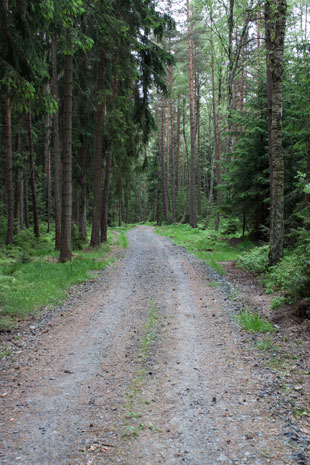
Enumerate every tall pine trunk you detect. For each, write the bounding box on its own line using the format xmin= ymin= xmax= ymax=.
xmin=186 ymin=0 xmax=197 ymax=228
xmin=6 ymin=88 xmax=14 ymax=245
xmin=51 ymin=37 xmax=62 ymax=250
xmin=27 ymin=108 xmax=40 ymax=238
xmin=169 ymin=64 xmax=176 ymax=223
xmin=59 ymin=31 xmax=73 ymax=262
xmin=176 ymin=108 xmax=181 ymax=193
xmin=79 ymin=145 xmax=88 ymax=240
xmin=196 ymin=82 xmax=201 ymax=216
xmin=205 ymin=26 xmax=218 ymax=228
xmin=44 ymin=106 xmax=52 ymax=233
xmin=161 ymin=94 xmax=169 ymax=222
xmin=268 ymin=0 xmax=287 ymax=266
xmin=101 ymin=147 xmax=112 ymax=242
xmin=90 ymin=50 xmax=105 ymax=247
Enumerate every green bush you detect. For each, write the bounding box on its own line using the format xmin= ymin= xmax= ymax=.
xmin=237 ymin=245 xmax=269 ymax=274
xmin=270 ymin=296 xmax=287 ymax=310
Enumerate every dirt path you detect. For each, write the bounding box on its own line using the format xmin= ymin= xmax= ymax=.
xmin=0 ymin=226 xmax=308 ymax=464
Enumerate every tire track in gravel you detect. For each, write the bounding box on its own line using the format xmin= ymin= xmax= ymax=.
xmin=0 ymin=226 xmax=302 ymax=464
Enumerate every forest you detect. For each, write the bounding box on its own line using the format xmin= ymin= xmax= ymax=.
xmin=0 ymin=0 xmax=310 ymax=328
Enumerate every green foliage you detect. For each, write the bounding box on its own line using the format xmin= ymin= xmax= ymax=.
xmin=0 ymin=225 xmax=124 ymax=330
xmin=156 ymin=223 xmax=251 ymax=274
xmin=256 ymin=337 xmax=275 ymax=351
xmin=236 ymin=308 xmax=275 ymax=333
xmin=237 ymin=245 xmax=269 ymax=274
xmin=270 ymin=296 xmax=287 ymax=310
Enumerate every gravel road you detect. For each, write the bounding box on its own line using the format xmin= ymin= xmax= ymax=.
xmin=0 ymin=226 xmax=304 ymax=464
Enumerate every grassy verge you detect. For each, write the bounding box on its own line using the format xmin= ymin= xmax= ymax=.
xmin=0 ymin=225 xmax=130 ymax=330
xmin=156 ymin=223 xmax=252 ymax=274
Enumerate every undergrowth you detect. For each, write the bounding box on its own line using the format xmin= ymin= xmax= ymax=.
xmin=156 ymin=223 xmax=252 ymax=274
xmin=0 ymin=225 xmax=129 ymax=330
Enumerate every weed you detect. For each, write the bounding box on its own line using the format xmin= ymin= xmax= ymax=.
xmin=140 ymin=302 xmax=158 ymax=356
xmin=270 ymin=296 xmax=287 ymax=310
xmin=293 ymin=407 xmax=310 ymax=417
xmin=256 ymin=337 xmax=275 ymax=351
xmin=208 ymin=281 xmax=219 ymax=287
xmin=236 ymin=308 xmax=275 ymax=333
xmin=0 ymin=348 xmax=12 ymax=359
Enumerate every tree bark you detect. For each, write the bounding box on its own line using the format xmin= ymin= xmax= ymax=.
xmin=6 ymin=88 xmax=14 ymax=245
xmin=24 ymin=175 xmax=29 ymax=229
xmin=43 ymin=100 xmax=52 ymax=233
xmin=51 ymin=37 xmax=62 ymax=250
xmin=268 ymin=0 xmax=287 ymax=266
xmin=160 ymin=94 xmax=169 ymax=222
xmin=196 ymin=82 xmax=201 ymax=216
xmin=265 ymin=0 xmax=273 ymax=209
xmin=169 ymin=64 xmax=176 ymax=223
xmin=27 ymin=108 xmax=40 ymax=238
xmin=59 ymin=30 xmax=73 ymax=262
xmin=176 ymin=108 xmax=181 ymax=192
xmin=101 ymin=147 xmax=112 ymax=242
xmin=187 ymin=0 xmax=197 ymax=228
xmin=90 ymin=50 xmax=105 ymax=247
xmin=79 ymin=145 xmax=88 ymax=240
xmin=205 ymin=26 xmax=218 ymax=228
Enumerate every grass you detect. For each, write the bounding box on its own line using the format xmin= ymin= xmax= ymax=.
xmin=236 ymin=308 xmax=275 ymax=333
xmin=256 ymin=337 xmax=275 ymax=351
xmin=0 ymin=224 xmax=130 ymax=330
xmin=156 ymin=223 xmax=252 ymax=274
xmin=123 ymin=301 xmax=160 ymax=439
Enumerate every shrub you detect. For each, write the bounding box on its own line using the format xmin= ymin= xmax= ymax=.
xmin=237 ymin=245 xmax=269 ymax=274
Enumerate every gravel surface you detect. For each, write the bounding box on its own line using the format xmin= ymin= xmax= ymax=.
xmin=0 ymin=226 xmax=308 ymax=464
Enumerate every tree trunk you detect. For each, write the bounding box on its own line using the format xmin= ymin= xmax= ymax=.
xmin=90 ymin=50 xmax=105 ymax=247
xmin=196 ymin=83 xmax=201 ymax=216
xmin=176 ymin=107 xmax=181 ymax=192
xmin=43 ymin=95 xmax=52 ymax=233
xmin=265 ymin=0 xmax=273 ymax=208
xmin=18 ymin=166 xmax=24 ymax=231
xmin=6 ymin=88 xmax=14 ymax=245
xmin=101 ymin=147 xmax=112 ymax=243
xmin=51 ymin=37 xmax=62 ymax=250
xmin=27 ymin=108 xmax=40 ymax=238
xmin=215 ymin=116 xmax=222 ymax=230
xmin=79 ymin=145 xmax=88 ymax=240
xmin=119 ymin=187 xmax=122 ymax=227
xmin=186 ymin=0 xmax=197 ymax=228
xmin=268 ymin=0 xmax=287 ymax=266
xmin=227 ymin=0 xmax=235 ymax=145
xmin=59 ymin=30 xmax=73 ymax=262
xmin=125 ymin=185 xmax=130 ymax=224
xmin=169 ymin=64 xmax=176 ymax=223
xmin=257 ymin=9 xmax=261 ymax=77
xmin=205 ymin=27 xmax=218 ymax=229
xmin=160 ymin=94 xmax=169 ymax=222
xmin=24 ymin=175 xmax=29 ymax=228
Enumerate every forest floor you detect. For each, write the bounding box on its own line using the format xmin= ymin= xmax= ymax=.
xmin=0 ymin=226 xmax=310 ymax=465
